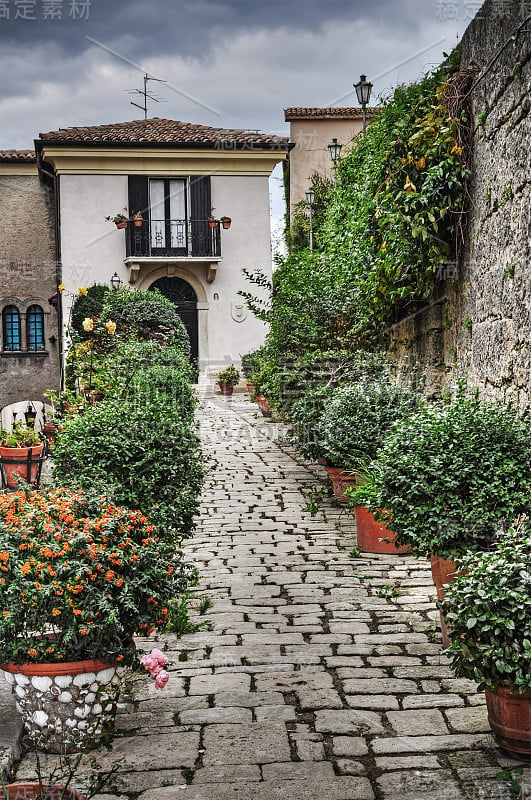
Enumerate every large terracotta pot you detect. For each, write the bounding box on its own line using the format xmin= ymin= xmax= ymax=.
xmin=324 ymin=466 xmax=359 ymax=505
xmin=0 ymin=657 xmax=126 ymax=753
xmin=354 ymin=506 xmax=409 ymax=554
xmin=485 ymin=686 xmax=531 ymax=758
xmin=0 ymin=443 xmax=44 ymax=489
xmin=0 ymin=784 xmax=83 ymax=800
xmin=218 ymin=382 xmax=234 ymax=396
xmin=256 ymin=395 xmax=272 ymax=418
xmin=430 ymin=555 xmax=462 ymax=648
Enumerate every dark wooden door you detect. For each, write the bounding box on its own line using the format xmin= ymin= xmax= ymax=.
xmin=148 ymin=277 xmax=198 ymax=362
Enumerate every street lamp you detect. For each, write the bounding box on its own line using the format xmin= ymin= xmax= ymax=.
xmin=328 ymin=137 xmax=343 ymax=165
xmin=354 ymin=74 xmax=373 ymax=132
xmin=305 ymin=187 xmax=315 ymax=252
xmin=110 ymin=272 xmax=123 ymax=291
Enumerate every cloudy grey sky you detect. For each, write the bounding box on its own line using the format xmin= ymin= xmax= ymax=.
xmin=0 ymin=0 xmax=476 ymax=148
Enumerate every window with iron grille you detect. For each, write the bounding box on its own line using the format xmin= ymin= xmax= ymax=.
xmin=27 ymin=305 xmax=45 ymax=351
xmin=2 ymin=306 xmax=21 ymax=351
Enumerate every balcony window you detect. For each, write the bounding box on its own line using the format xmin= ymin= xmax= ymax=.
xmin=150 ymin=178 xmax=187 ymax=254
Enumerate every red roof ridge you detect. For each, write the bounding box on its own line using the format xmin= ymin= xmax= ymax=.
xmin=284 ymin=107 xmax=378 ymax=120
xmin=0 ymin=149 xmax=37 ymax=162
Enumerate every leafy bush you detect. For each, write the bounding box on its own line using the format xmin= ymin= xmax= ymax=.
xmin=0 ymin=489 xmax=190 ymax=665
xmin=52 ymin=398 xmax=204 ymax=542
xmin=70 ymin=284 xmax=111 ymax=341
xmin=321 ymin=378 xmax=419 ymax=470
xmin=240 ymin=347 xmax=266 ymax=380
xmin=353 ymin=393 xmax=531 ymax=558
xmin=101 ymin=288 xmax=190 ymax=356
xmin=440 ymin=521 xmax=531 ymax=693
xmin=217 ymin=365 xmax=240 ymax=386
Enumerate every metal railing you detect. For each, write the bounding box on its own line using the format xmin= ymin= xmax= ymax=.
xmin=126 ymin=219 xmax=221 ymax=259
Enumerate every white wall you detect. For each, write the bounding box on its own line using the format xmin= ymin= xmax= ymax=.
xmin=59 ymin=172 xmax=272 ymax=369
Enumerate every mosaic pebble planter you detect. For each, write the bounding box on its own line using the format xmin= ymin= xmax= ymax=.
xmin=0 ymin=659 xmax=126 ymax=753
xmin=0 ymin=784 xmax=83 ymax=800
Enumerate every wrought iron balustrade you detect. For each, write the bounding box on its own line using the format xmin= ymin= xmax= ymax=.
xmin=126 ymin=218 xmax=221 ymax=259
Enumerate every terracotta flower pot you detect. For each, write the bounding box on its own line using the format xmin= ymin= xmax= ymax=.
xmin=0 ymin=657 xmax=126 ymax=753
xmin=0 ymin=443 xmax=44 ymax=489
xmin=324 ymin=465 xmax=359 ymax=505
xmin=0 ymin=784 xmax=84 ymax=800
xmin=430 ymin=555 xmax=464 ymax=648
xmin=115 ymin=220 xmax=127 ymax=229
xmin=354 ymin=506 xmax=409 ymax=554
xmin=133 ymin=218 xmax=143 ymax=227
xmin=246 ymin=381 xmax=255 ymax=396
xmin=484 ymin=686 xmax=531 ymax=758
xmin=221 ymin=218 xmax=231 ymax=229
xmin=256 ymin=395 xmax=272 ymax=418
xmin=208 ymin=219 xmax=217 ymax=229
xmin=218 ymin=382 xmax=234 ymax=396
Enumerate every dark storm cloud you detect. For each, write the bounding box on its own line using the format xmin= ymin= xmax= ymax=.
xmin=0 ymin=0 xmax=430 ymax=60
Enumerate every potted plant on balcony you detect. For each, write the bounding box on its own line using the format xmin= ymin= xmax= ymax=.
xmin=0 ymin=423 xmax=44 ymax=489
xmin=208 ymin=216 xmax=218 ymax=229
xmin=0 ymin=488 xmax=185 ymax=753
xmin=220 ymin=216 xmax=232 ymax=230
xmin=105 ymin=214 xmax=128 ymax=230
xmin=440 ymin=519 xmax=531 ymax=758
xmin=352 ymin=391 xmax=531 ymax=642
xmin=132 ymin=211 xmax=143 ymax=227
xmin=216 ymin=365 xmax=240 ymax=396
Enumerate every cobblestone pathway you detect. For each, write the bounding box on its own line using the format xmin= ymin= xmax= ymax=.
xmin=14 ymin=395 xmax=530 ymax=799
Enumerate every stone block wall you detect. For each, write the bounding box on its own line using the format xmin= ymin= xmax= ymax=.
xmin=0 ymin=171 xmax=60 ymax=407
xmin=388 ymin=0 xmax=530 ymax=413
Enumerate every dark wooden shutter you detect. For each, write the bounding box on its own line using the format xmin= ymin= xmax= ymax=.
xmin=190 ymin=176 xmax=211 ymax=256
xmin=127 ymin=176 xmax=150 ymax=257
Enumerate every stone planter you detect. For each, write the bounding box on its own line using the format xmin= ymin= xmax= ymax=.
xmin=0 ymin=658 xmax=126 ymax=753
xmin=354 ymin=506 xmax=409 ymax=554
xmin=218 ymin=382 xmax=234 ymax=396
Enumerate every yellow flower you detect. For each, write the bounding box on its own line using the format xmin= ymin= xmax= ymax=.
xmin=404 ymin=176 xmax=417 ymax=195
xmin=105 ymin=321 xmax=117 ymax=335
xmin=380 ymin=242 xmax=387 ymax=253
xmin=78 ymin=286 xmax=88 ymax=296
xmin=82 ymin=317 xmax=94 ymax=332
xmin=58 ymin=283 xmax=65 ymax=294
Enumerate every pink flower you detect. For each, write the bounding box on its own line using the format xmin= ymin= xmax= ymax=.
xmin=140 ymin=653 xmax=160 ymax=675
xmin=150 ymin=648 xmax=168 ymax=666
xmin=154 ymin=669 xmax=170 ymax=689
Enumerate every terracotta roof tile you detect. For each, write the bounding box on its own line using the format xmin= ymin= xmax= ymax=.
xmin=38 ymin=118 xmax=289 ymax=149
xmin=0 ymin=149 xmax=37 ymax=162
xmin=284 ymin=107 xmax=378 ymax=120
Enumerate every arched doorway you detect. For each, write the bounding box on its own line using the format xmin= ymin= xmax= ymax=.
xmin=148 ymin=277 xmax=199 ymax=362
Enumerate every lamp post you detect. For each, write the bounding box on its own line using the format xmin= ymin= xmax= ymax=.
xmin=354 ymin=74 xmax=373 ymax=132
xmin=110 ymin=272 xmax=123 ymax=291
xmin=305 ymin=187 xmax=315 ymax=252
xmin=328 ymin=137 xmax=342 ymax=165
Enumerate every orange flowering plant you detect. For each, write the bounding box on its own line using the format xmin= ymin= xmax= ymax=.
xmin=0 ymin=489 xmax=189 ymax=666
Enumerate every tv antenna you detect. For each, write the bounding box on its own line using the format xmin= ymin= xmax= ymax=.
xmin=128 ymin=73 xmax=167 ymax=119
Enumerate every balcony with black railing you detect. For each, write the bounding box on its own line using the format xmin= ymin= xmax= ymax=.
xmin=126 ymin=218 xmax=221 ymax=259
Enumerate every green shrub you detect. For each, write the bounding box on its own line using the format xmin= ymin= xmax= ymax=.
xmin=52 ymin=397 xmax=204 ymax=542
xmin=440 ymin=521 xmax=531 ymax=693
xmin=70 ymin=284 xmax=111 ymax=341
xmin=353 ymin=393 xmax=531 ymax=558
xmin=124 ymin=365 xmax=197 ymax=420
xmin=101 ymin=288 xmax=190 ymax=356
xmin=321 ymin=378 xmax=419 ymax=470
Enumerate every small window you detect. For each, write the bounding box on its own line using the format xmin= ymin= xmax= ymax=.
xmin=27 ymin=305 xmax=45 ymax=351
xmin=2 ymin=306 xmax=21 ymax=351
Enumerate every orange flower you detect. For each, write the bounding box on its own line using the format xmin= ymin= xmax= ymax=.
xmin=21 ymin=562 xmax=31 ymax=576
xmin=27 ymin=648 xmax=38 ymax=658
xmin=0 ymin=551 xmax=8 ymax=563
xmin=116 ymin=577 xmax=124 ymax=587
xmin=106 ymin=570 xmax=115 ymax=582
xmin=52 ymin=608 xmax=61 ymax=617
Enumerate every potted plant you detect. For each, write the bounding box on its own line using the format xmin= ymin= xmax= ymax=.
xmin=220 ymin=216 xmax=232 ymax=230
xmin=0 ymin=423 xmax=44 ymax=489
xmin=216 ymin=365 xmax=240 ymax=396
xmin=352 ymin=392 xmax=531 ymax=641
xmin=320 ymin=377 xmax=417 ymax=518
xmin=208 ymin=216 xmax=218 ymax=229
xmin=132 ymin=211 xmax=143 ymax=227
xmin=440 ymin=520 xmax=531 ymax=757
xmin=0 ymin=488 xmax=185 ymax=753
xmin=105 ymin=214 xmax=128 ymax=230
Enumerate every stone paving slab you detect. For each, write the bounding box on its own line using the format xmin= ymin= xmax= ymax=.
xmin=7 ymin=395 xmax=531 ymax=798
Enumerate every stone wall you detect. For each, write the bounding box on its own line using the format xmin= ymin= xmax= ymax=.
xmin=0 ymin=171 xmax=60 ymax=407
xmin=388 ymin=0 xmax=530 ymax=413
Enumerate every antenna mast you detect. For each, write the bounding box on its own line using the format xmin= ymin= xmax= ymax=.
xmin=129 ymin=73 xmax=167 ymax=119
